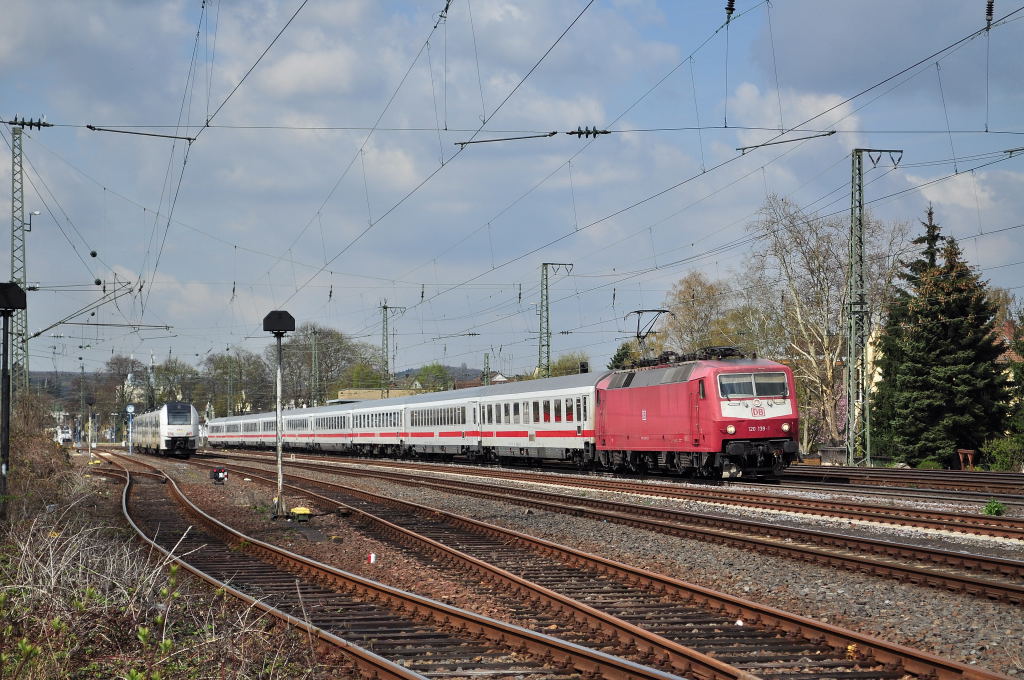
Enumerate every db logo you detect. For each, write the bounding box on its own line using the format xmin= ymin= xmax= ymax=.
xmin=751 ymin=407 xmax=766 ymax=417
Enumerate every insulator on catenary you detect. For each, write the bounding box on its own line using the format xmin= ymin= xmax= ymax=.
xmin=987 ymin=0 xmax=994 ymax=27
xmin=726 ymin=0 xmax=735 ymax=19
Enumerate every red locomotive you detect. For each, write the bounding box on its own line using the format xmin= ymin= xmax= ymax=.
xmin=590 ymin=347 xmax=800 ymax=478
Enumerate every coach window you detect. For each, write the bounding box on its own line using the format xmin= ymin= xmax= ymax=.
xmin=501 ymin=403 xmax=508 ymax=424
xmin=543 ymin=400 xmax=551 ymax=422
xmin=565 ymin=398 xmax=574 ymax=422
xmin=512 ymin=403 xmax=520 ymax=424
xmin=554 ymin=399 xmax=562 ymax=422
xmin=582 ymin=396 xmax=588 ymax=421
xmin=485 ymin=404 xmax=492 ymax=424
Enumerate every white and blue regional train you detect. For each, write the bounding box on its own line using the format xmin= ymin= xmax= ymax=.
xmin=134 ymin=402 xmax=201 ymax=458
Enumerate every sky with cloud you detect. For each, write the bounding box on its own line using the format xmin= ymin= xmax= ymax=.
xmin=2 ymin=0 xmax=1023 ymax=378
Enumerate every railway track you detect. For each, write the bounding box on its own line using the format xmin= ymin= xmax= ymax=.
xmin=175 ymin=455 xmax=1013 ymax=680
xmin=108 ymin=452 xmax=689 ymax=680
xmin=199 ymin=453 xmax=1024 ymax=539
xmin=741 ymin=479 xmax=1024 ymax=512
xmin=782 ymin=466 xmax=1024 ymax=495
xmin=288 ymin=456 xmax=1024 ymax=540
xmin=204 ymin=452 xmax=1024 ymax=606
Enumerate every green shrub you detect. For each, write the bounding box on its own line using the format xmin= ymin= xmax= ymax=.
xmin=983 ymin=499 xmax=1007 ymax=516
xmin=915 ymin=458 xmax=944 ymax=470
xmin=982 ymin=434 xmax=1024 ymax=472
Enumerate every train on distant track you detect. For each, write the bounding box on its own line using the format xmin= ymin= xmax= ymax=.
xmin=207 ymin=347 xmax=800 ymax=479
xmin=134 ymin=402 xmax=201 ymax=458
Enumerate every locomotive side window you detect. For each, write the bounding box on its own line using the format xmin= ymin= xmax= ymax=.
xmin=699 ymin=379 xmax=705 ymax=399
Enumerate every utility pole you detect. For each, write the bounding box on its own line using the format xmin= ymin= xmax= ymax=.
xmin=78 ymin=358 xmax=85 ymax=446
xmin=847 ymin=148 xmax=902 ymax=467
xmin=226 ymin=347 xmax=233 ymax=416
xmin=483 ymin=352 xmax=491 ymax=386
xmin=538 ymin=263 xmax=572 ymax=378
xmin=380 ymin=301 xmax=405 ymax=398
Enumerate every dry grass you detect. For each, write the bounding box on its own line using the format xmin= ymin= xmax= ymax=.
xmin=0 ymin=398 xmax=353 ymax=679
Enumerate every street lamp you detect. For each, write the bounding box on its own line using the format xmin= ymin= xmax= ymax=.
xmin=263 ymin=310 xmax=294 ymax=518
xmin=24 ymin=210 xmax=40 ymax=232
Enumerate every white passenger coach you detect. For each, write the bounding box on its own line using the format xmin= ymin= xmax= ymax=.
xmin=207 ymin=373 xmax=606 ymax=464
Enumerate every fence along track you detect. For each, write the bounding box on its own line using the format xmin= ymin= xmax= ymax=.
xmin=111 ymin=455 xmax=687 ymax=680
xmin=198 ymin=458 xmax=1010 ymax=680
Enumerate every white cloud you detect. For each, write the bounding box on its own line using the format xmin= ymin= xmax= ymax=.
xmin=257 ymin=46 xmax=359 ymax=97
xmin=904 ymin=171 xmax=993 ymax=211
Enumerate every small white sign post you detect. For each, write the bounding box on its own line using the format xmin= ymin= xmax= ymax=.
xmin=126 ymin=405 xmax=135 ymax=454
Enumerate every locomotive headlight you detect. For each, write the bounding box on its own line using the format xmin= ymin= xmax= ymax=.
xmin=781 ymin=422 xmax=791 ymax=432
xmin=726 ymin=424 xmax=736 ymax=435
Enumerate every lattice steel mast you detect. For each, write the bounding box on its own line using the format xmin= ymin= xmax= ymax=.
xmin=380 ymin=301 xmax=405 ymax=398
xmin=6 ymin=117 xmax=50 ymax=395
xmin=846 ymin=148 xmax=901 ymax=467
xmin=538 ymin=263 xmax=572 ymax=378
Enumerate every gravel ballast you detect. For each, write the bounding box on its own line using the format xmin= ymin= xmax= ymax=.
xmin=167 ymin=455 xmax=1024 ymax=676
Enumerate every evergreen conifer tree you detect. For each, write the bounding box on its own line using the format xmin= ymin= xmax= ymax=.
xmin=871 ymin=208 xmax=1008 ymax=466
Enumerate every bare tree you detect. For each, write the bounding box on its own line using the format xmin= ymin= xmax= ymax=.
xmin=743 ymin=195 xmax=906 ymax=449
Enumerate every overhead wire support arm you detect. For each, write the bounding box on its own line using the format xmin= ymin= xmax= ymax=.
xmin=736 ymin=130 xmax=836 ymax=154
xmin=454 ymin=125 xmax=610 ymax=147
xmin=85 ymin=125 xmax=196 ymax=142
xmin=455 ymin=132 xmax=557 ymax=147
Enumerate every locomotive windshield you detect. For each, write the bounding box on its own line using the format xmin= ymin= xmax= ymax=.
xmin=166 ymin=403 xmax=193 ymax=425
xmin=718 ymin=372 xmax=788 ymax=399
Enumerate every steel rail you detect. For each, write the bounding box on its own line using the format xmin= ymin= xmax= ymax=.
xmin=201 ymin=453 xmax=1024 ymax=538
xmin=186 ymin=460 xmax=767 ymax=680
xmin=112 ymin=462 xmax=425 ymax=680
xmin=215 ymin=456 xmax=1024 ymax=605
xmin=301 ymin=457 xmax=1024 ymax=539
xmin=107 ymin=451 xmax=687 ymax=680
xmin=198 ymin=457 xmax=1011 ymax=680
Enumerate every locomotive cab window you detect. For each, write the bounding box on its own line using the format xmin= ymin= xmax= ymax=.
xmin=166 ymin=403 xmax=192 ymax=425
xmin=718 ymin=372 xmax=788 ymax=399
